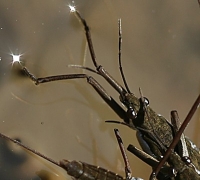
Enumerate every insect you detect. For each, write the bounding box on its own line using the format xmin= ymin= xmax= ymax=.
xmin=128 ymin=96 xmax=200 ymax=180
xmin=0 ymin=127 xmax=143 ymax=180
xmin=12 ymin=5 xmax=200 ymax=180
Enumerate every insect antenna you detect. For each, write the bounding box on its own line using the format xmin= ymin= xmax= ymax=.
xmin=118 ymin=19 xmax=131 ymax=94
xmin=150 ymin=93 xmax=200 ymax=180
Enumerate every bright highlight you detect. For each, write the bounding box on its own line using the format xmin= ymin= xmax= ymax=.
xmin=69 ymin=5 xmax=76 ymax=12
xmin=11 ymin=54 xmax=22 ymax=65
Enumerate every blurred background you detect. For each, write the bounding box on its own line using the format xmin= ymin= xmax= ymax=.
xmin=0 ymin=0 xmax=199 ymax=179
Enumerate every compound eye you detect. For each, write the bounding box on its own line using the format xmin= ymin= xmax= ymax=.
xmin=127 ymin=107 xmax=137 ymax=119
xmin=182 ymin=156 xmax=192 ymax=165
xmin=144 ymin=97 xmax=149 ymax=106
xmin=140 ymin=97 xmax=149 ymax=106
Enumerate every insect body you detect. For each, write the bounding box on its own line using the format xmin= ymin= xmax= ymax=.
xmin=61 ymin=160 xmax=124 ymax=180
xmin=13 ymin=5 xmax=200 ymax=180
xmin=0 ymin=129 xmax=143 ymax=180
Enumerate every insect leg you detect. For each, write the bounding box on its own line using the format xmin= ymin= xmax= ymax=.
xmin=127 ymin=144 xmax=176 ymax=179
xmin=171 ymin=110 xmax=200 ymax=175
xmin=171 ymin=111 xmax=189 ymax=160
xmin=17 ymin=6 xmax=132 ymax=124
xmin=114 ymin=129 xmax=133 ymax=179
xmin=22 ymin=65 xmax=128 ymax=122
xmin=15 ymin=6 xmax=143 ymax=130
xmin=114 ymin=129 xmax=144 ymax=180
xmin=71 ymin=6 xmax=128 ymax=96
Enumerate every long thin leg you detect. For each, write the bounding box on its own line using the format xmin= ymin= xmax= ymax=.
xmin=71 ymin=6 xmax=127 ymax=96
xmin=0 ymin=132 xmax=60 ymax=167
xmin=114 ymin=129 xmax=144 ymax=180
xmin=69 ymin=8 xmax=159 ymax=145
xmin=171 ymin=111 xmax=189 ymax=160
xmin=171 ymin=110 xmax=200 ymax=175
xmin=0 ymin=131 xmax=127 ymax=180
xmin=16 ymin=6 xmax=134 ymax=124
xmin=114 ymin=129 xmax=132 ymax=179
xmin=127 ymin=144 xmax=175 ymax=179
xmin=22 ymin=66 xmax=128 ymax=122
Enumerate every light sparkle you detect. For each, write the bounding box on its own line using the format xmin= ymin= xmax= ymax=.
xmin=11 ymin=54 xmax=22 ymax=66
xmin=69 ymin=5 xmax=76 ymax=12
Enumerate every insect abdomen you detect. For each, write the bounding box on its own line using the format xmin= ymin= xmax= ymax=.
xmin=60 ymin=160 xmax=124 ymax=180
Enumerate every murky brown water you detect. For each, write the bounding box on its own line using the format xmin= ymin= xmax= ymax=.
xmin=0 ymin=1 xmax=199 ymax=180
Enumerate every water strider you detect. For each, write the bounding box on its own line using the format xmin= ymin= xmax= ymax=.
xmin=12 ymin=5 xmax=200 ymax=180
xmin=128 ymin=95 xmax=200 ymax=180
xmin=0 ymin=128 xmax=143 ymax=180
